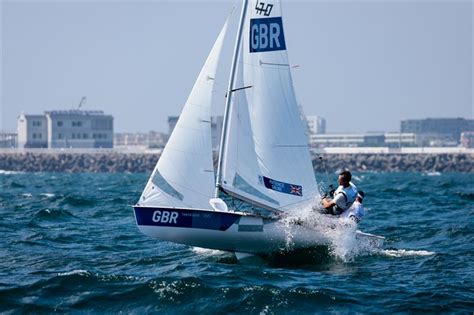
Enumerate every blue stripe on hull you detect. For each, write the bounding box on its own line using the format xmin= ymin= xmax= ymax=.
xmin=133 ymin=206 xmax=241 ymax=231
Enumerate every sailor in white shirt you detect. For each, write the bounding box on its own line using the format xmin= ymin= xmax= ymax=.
xmin=321 ymin=170 xmax=358 ymax=215
xmin=341 ymin=191 xmax=365 ymax=223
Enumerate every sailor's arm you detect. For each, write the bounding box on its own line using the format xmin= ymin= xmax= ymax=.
xmin=321 ymin=198 xmax=336 ymax=210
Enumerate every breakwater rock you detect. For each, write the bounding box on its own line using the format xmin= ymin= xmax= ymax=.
xmin=0 ymin=152 xmax=472 ymax=173
xmin=312 ymin=153 xmax=473 ymax=173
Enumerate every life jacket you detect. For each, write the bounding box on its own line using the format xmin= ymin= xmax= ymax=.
xmin=333 ymin=183 xmax=358 ymax=213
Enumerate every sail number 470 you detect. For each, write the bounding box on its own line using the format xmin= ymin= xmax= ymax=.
xmin=152 ymin=210 xmax=178 ymax=224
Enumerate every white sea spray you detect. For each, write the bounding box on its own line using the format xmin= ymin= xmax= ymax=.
xmin=284 ymin=198 xmax=385 ymax=262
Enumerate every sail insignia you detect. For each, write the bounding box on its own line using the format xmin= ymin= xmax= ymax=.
xmin=260 ymin=175 xmax=302 ymax=197
xmin=249 ymin=17 xmax=286 ymax=53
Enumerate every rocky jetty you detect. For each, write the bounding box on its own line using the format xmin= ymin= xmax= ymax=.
xmin=0 ymin=151 xmax=472 ymax=173
xmin=312 ymin=153 xmax=473 ymax=173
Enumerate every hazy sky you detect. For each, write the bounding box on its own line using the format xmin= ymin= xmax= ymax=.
xmin=1 ymin=0 xmax=472 ymax=134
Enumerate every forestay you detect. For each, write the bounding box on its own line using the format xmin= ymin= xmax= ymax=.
xmin=138 ymin=20 xmax=228 ymax=209
xmin=221 ymin=0 xmax=317 ymax=211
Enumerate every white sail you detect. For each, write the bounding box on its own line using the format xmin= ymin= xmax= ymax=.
xmin=221 ymin=0 xmax=318 ymax=211
xmin=138 ymin=19 xmax=228 ymax=209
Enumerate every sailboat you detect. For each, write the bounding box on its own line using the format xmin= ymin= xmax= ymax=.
xmin=133 ymin=0 xmax=384 ymax=257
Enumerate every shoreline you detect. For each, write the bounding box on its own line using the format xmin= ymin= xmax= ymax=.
xmin=0 ymin=150 xmax=472 ymax=173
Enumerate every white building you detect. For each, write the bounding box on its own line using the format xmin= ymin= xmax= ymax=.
xmin=306 ymin=116 xmax=326 ymax=135
xmin=17 ymin=114 xmax=48 ymax=148
xmin=17 ymin=110 xmax=113 ymax=149
xmin=384 ymin=132 xmax=417 ymax=147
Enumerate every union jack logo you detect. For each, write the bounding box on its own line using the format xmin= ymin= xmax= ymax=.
xmin=290 ymin=185 xmax=302 ymax=196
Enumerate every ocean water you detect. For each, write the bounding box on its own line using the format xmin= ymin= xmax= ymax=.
xmin=1 ymin=171 xmax=473 ymax=313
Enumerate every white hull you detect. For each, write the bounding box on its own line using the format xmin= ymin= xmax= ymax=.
xmin=133 ymin=206 xmax=383 ymax=255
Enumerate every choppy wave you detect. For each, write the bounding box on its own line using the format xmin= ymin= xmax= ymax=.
xmin=60 ymin=195 xmax=98 ymax=207
xmin=34 ymin=208 xmax=78 ymax=221
xmin=1 ymin=172 xmax=473 ymax=313
xmin=40 ymin=193 xmax=56 ymax=198
xmin=57 ymin=269 xmax=91 ymax=277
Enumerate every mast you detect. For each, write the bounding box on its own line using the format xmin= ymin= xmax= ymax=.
xmin=215 ymin=0 xmax=249 ymax=198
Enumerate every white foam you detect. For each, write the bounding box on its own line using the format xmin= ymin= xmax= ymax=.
xmin=40 ymin=193 xmax=55 ymax=198
xmin=0 ymin=170 xmax=23 ymax=175
xmin=192 ymin=247 xmax=227 ymax=257
xmin=423 ymin=171 xmax=441 ymax=176
xmin=380 ymin=249 xmax=435 ymax=257
xmin=57 ymin=269 xmax=91 ymax=277
xmin=22 ymin=193 xmax=33 ymax=198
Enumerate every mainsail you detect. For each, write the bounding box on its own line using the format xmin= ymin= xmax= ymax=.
xmin=138 ymin=19 xmax=228 ymax=209
xmin=220 ymin=0 xmax=318 ymax=211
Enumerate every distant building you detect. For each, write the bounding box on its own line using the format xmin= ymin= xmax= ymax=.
xmin=114 ymin=131 xmax=167 ymax=149
xmin=310 ymin=132 xmax=417 ymax=148
xmin=114 ymin=132 xmax=147 ymax=147
xmin=148 ymin=131 xmax=168 ymax=149
xmin=17 ymin=110 xmax=113 ymax=149
xmin=401 ymin=118 xmax=474 ymax=146
xmin=306 ymin=116 xmax=326 ymax=135
xmin=17 ymin=114 xmax=48 ymax=148
xmin=0 ymin=132 xmax=18 ymax=148
xmin=460 ymin=131 xmax=474 ymax=148
xmin=310 ymin=133 xmax=379 ymax=147
xmin=384 ymin=132 xmax=417 ymax=147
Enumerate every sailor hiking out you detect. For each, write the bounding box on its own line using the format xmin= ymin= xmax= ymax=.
xmin=341 ymin=191 xmax=366 ymax=223
xmin=321 ymin=170 xmax=358 ymax=215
